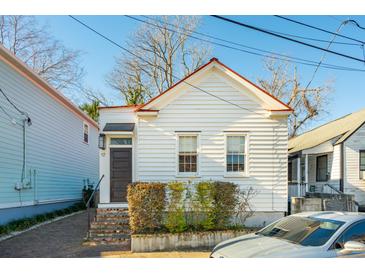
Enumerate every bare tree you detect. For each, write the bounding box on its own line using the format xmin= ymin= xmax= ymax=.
xmin=258 ymin=59 xmax=333 ymax=137
xmin=0 ymin=16 xmax=84 ymax=94
xmin=107 ymin=16 xmax=210 ymax=105
xmin=234 ymin=187 xmax=258 ymax=225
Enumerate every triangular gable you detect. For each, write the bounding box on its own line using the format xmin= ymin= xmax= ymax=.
xmin=135 ymin=58 xmax=293 ymax=114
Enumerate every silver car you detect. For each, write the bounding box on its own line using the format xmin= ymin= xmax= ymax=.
xmin=210 ymin=211 xmax=365 ymax=258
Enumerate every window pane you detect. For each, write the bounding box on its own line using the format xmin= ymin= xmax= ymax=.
xmin=110 ymin=138 xmax=132 ymax=145
xmin=179 ymin=154 xmax=197 ymax=173
xmin=227 ymin=136 xmax=245 ymax=153
xmin=179 ymin=136 xmax=197 ymax=153
xmin=360 ymin=151 xmax=365 ymax=171
xmin=316 ymin=155 xmax=328 ymax=182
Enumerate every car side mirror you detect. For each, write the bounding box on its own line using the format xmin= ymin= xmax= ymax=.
xmin=343 ymin=241 xmax=365 ymax=253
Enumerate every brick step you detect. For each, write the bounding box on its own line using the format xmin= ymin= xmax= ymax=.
xmin=89 ymin=229 xmax=130 ymax=235
xmin=90 ymin=223 xmax=129 ymax=229
xmin=96 ymin=208 xmax=129 ymax=214
xmin=92 ymin=219 xmax=129 ymax=225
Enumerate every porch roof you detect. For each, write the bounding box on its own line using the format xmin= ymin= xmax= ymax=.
xmin=103 ymin=123 xmax=135 ymax=132
xmin=288 ymin=108 xmax=365 ymax=154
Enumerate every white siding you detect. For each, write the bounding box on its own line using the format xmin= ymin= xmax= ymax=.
xmin=136 ymin=71 xmax=288 ymax=212
xmin=344 ymin=123 xmax=365 ymax=204
xmin=0 ymin=59 xmax=98 ymax=208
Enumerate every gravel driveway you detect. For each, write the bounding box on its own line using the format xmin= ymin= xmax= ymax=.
xmin=0 ymin=211 xmax=129 ymax=258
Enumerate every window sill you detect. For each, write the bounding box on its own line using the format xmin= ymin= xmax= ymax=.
xmin=176 ymin=174 xmax=201 ymax=179
xmin=224 ymin=173 xmax=249 ymax=178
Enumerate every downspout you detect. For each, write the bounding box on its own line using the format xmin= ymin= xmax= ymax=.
xmin=339 ymin=142 xmax=344 ymax=192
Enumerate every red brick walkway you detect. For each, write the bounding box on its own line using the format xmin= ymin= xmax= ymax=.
xmin=0 ymin=211 xmax=130 ymax=258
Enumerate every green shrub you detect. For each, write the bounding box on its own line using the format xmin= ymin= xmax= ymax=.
xmin=212 ymin=181 xmax=239 ymax=229
xmin=127 ymin=182 xmax=166 ymax=233
xmin=192 ymin=181 xmax=215 ymax=230
xmin=165 ymin=182 xmax=187 ymax=233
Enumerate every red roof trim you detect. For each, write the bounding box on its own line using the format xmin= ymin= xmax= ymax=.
xmin=134 ymin=58 xmax=216 ymax=112
xmin=135 ymin=57 xmax=293 ymax=112
xmin=137 ymin=109 xmax=159 ymax=112
xmin=214 ymin=59 xmax=293 ymax=111
xmin=99 ymin=104 xmax=142 ymax=110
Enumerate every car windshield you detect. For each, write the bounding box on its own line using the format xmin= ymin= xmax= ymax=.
xmin=256 ymin=216 xmax=344 ymax=247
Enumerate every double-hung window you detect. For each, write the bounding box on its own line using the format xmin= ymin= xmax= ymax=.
xmin=226 ymin=135 xmax=246 ymax=174
xmin=178 ymin=135 xmax=198 ymax=173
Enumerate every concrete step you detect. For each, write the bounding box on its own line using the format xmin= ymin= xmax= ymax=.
xmin=89 ymin=233 xmax=130 ymax=239
xmin=84 ymin=238 xmax=131 ymax=246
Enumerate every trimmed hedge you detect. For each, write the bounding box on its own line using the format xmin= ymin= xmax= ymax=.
xmin=166 ymin=182 xmax=186 ymax=233
xmin=128 ymin=182 xmax=166 ymax=233
xmin=128 ymin=181 xmax=246 ymax=234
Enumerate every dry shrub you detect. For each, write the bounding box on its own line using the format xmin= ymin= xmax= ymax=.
xmin=127 ymin=182 xmax=166 ymax=233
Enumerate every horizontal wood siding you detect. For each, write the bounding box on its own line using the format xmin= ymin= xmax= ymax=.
xmin=136 ymin=72 xmax=288 ymax=212
xmin=344 ymin=123 xmax=365 ymax=204
xmin=0 ymin=60 xmax=98 ymax=207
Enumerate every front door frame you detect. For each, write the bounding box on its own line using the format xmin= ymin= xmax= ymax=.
xmin=108 ymin=135 xmax=133 ymax=203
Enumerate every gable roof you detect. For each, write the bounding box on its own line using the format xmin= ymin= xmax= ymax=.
xmin=288 ymin=108 xmax=365 ymax=154
xmin=135 ymin=58 xmax=293 ymax=113
xmin=0 ymin=44 xmax=98 ymax=128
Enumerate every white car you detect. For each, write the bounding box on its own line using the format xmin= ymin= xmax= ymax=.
xmin=210 ymin=211 xmax=365 ymax=258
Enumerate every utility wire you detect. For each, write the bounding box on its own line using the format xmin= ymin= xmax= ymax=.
xmin=0 ymin=87 xmax=27 ymax=116
xmin=69 ymin=15 xmax=285 ymax=117
xmin=144 ymin=15 xmax=360 ymax=47
xmin=211 ymin=15 xmax=365 ymax=64
xmin=274 ymin=15 xmax=365 ymax=44
xmin=303 ymin=21 xmax=346 ymax=92
xmin=127 ymin=16 xmax=365 ymax=73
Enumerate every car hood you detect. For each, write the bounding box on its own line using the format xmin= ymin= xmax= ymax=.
xmin=211 ymin=233 xmax=322 ymax=258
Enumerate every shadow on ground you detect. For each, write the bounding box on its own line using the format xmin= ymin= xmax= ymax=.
xmin=0 ymin=211 xmax=129 ymax=258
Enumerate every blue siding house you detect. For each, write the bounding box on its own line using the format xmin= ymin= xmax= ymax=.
xmin=0 ymin=44 xmax=99 ymax=225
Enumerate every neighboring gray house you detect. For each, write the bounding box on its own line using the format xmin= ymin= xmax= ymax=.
xmin=288 ymin=108 xmax=365 ymax=207
xmin=0 ymin=44 xmax=99 ymax=224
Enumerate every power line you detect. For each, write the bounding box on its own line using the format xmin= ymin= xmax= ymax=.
xmin=127 ymin=16 xmax=365 ymax=73
xmin=211 ymin=15 xmax=365 ymax=64
xmin=345 ymin=19 xmax=365 ymax=31
xmin=303 ymin=21 xmax=346 ymax=92
xmin=68 ymin=15 xmax=275 ymax=117
xmin=274 ymin=15 xmax=365 ymax=44
xmin=143 ymin=15 xmax=360 ymax=47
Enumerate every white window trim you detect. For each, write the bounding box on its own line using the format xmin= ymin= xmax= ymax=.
xmin=224 ymin=132 xmax=249 ymax=178
xmin=83 ymin=122 xmax=89 ymax=144
xmin=175 ymin=132 xmax=201 ymax=178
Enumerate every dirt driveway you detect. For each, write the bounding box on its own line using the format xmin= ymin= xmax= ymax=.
xmin=0 ymin=211 xmax=129 ymax=258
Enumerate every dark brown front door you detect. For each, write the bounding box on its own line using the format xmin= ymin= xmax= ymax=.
xmin=110 ymin=148 xmax=132 ymax=202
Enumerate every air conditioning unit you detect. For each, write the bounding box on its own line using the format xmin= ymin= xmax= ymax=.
xmin=360 ymin=171 xmax=365 ymax=180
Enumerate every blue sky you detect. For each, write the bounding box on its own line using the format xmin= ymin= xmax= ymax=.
xmin=37 ymin=15 xmax=365 ymax=131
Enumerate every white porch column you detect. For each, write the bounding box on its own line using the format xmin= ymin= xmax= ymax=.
xmin=305 ymin=154 xmax=309 ymax=193
xmin=297 ymin=156 xmax=301 ymax=196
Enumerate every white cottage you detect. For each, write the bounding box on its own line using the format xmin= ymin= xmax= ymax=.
xmin=288 ymin=108 xmax=365 ymax=208
xmin=98 ymin=58 xmax=292 ymax=226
